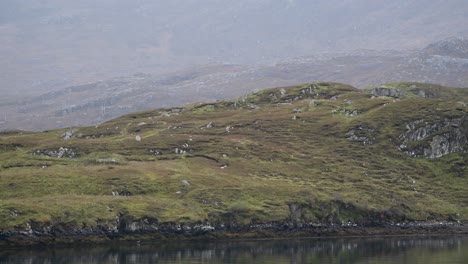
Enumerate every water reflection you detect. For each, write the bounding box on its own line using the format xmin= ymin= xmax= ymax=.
xmin=1 ymin=236 xmax=467 ymax=264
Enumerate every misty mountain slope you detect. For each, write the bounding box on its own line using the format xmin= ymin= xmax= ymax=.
xmin=1 ymin=0 xmax=467 ymax=95
xmin=1 ymin=38 xmax=468 ymax=131
xmin=0 ymin=82 xmax=467 ymax=240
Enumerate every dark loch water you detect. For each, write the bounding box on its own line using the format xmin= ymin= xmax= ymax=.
xmin=1 ymin=236 xmax=467 ymax=264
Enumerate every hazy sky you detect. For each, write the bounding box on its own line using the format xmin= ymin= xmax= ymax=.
xmin=1 ymin=0 xmax=467 ymax=95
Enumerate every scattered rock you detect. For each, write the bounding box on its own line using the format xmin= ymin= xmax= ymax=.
xmin=96 ymin=158 xmax=119 ymax=164
xmin=344 ymin=109 xmax=360 ymax=117
xmin=9 ymin=210 xmax=18 ymax=217
xmin=148 ymin=149 xmax=161 ymax=155
xmin=32 ymin=147 xmax=79 ymax=158
xmin=61 ymin=129 xmax=77 ymax=140
xmin=248 ymin=104 xmax=259 ymax=109
xmin=346 ymin=126 xmax=376 ymax=145
xmin=171 ymin=108 xmax=183 ymax=113
xmin=111 ymin=187 xmax=131 ymax=196
xmin=280 ymin=88 xmax=287 ymax=96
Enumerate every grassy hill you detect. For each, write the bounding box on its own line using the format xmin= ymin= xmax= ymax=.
xmin=0 ymin=82 xmax=467 ymax=238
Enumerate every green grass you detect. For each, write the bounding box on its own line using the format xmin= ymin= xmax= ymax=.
xmin=0 ymin=82 xmax=467 ymax=232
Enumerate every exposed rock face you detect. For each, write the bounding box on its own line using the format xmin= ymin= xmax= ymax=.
xmin=370 ymin=87 xmax=405 ymax=98
xmin=410 ymin=87 xmax=437 ymax=98
xmin=346 ymin=125 xmax=376 ymax=145
xmin=60 ymin=129 xmax=77 ymax=140
xmin=398 ymin=117 xmax=468 ymax=158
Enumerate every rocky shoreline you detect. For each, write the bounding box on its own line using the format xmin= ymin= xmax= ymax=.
xmin=1 ymin=221 xmax=467 ymax=247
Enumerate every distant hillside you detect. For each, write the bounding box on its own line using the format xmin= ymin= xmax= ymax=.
xmin=1 ymin=0 xmax=467 ymax=95
xmin=1 ymin=38 xmax=468 ymax=131
xmin=0 ymin=82 xmax=467 ymax=241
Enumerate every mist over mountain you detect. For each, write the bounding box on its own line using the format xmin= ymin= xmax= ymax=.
xmin=1 ymin=37 xmax=467 ymax=131
xmin=1 ymin=0 xmax=467 ymax=97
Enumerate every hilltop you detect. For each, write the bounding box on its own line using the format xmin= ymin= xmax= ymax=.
xmin=0 ymin=82 xmax=467 ymax=243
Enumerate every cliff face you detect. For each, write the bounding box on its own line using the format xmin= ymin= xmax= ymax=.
xmin=398 ymin=116 xmax=468 ymax=158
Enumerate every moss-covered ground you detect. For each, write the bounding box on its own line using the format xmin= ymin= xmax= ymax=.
xmin=0 ymin=82 xmax=467 ymax=232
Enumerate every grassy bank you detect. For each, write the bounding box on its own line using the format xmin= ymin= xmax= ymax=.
xmin=0 ymin=82 xmax=467 ymax=239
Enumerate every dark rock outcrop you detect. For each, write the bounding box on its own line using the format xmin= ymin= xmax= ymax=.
xmin=370 ymin=87 xmax=405 ymax=98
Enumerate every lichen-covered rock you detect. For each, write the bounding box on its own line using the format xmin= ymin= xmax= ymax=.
xmin=344 ymin=109 xmax=360 ymax=117
xmin=370 ymin=87 xmax=405 ymax=98
xmin=60 ymin=129 xmax=77 ymax=140
xmin=346 ymin=126 xmax=376 ymax=145
xmin=398 ymin=117 xmax=468 ymax=158
xmin=31 ymin=147 xmax=79 ymax=158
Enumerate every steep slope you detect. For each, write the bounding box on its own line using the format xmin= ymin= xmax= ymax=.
xmin=0 ymin=82 xmax=467 ymax=240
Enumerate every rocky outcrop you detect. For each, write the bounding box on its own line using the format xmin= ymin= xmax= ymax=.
xmin=370 ymin=87 xmax=405 ymax=98
xmin=398 ymin=117 xmax=468 ymax=158
xmin=31 ymin=147 xmax=79 ymax=158
xmin=346 ymin=125 xmax=376 ymax=145
xmin=60 ymin=129 xmax=77 ymax=140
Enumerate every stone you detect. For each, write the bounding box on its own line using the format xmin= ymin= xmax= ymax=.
xmin=135 ymin=135 xmax=141 ymax=142
xmin=344 ymin=109 xmax=360 ymax=117
xmin=280 ymin=88 xmax=287 ymax=96
xmin=345 ymin=126 xmax=376 ymax=145
xmin=96 ymin=158 xmax=118 ymax=164
xmin=370 ymin=87 xmax=405 ymax=98
xmin=32 ymin=147 xmax=78 ymax=159
xmin=397 ymin=117 xmax=467 ymax=158
xmin=181 ymin=180 xmax=190 ymax=186
xmin=61 ymin=129 xmax=77 ymax=140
